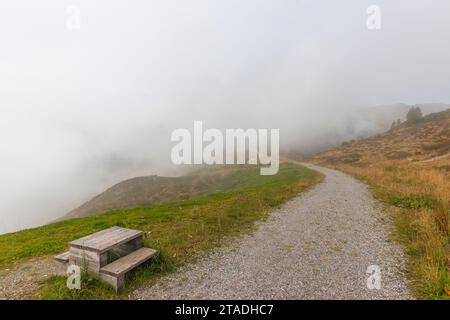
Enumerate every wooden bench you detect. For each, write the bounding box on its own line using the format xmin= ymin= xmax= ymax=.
xmin=99 ymin=247 xmax=157 ymax=292
xmin=53 ymin=226 xmax=157 ymax=292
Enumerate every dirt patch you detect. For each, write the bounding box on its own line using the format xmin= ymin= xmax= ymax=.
xmin=0 ymin=258 xmax=66 ymax=299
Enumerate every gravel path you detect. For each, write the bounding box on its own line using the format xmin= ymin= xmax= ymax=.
xmin=0 ymin=258 xmax=65 ymax=299
xmin=133 ymin=164 xmax=413 ymax=300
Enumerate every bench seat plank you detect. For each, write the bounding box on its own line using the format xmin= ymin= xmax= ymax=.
xmin=99 ymin=248 xmax=157 ymax=277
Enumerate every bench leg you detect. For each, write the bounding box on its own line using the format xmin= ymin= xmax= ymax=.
xmin=115 ymin=274 xmax=125 ymax=292
xmin=99 ymin=273 xmax=125 ymax=293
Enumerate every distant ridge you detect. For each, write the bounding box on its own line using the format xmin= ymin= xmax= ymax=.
xmin=64 ymin=166 xmax=243 ymax=219
xmin=312 ymin=109 xmax=450 ymax=164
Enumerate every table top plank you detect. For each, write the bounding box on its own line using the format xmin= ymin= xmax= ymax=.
xmin=69 ymin=226 xmax=143 ymax=253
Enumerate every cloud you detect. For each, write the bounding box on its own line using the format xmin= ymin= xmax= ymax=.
xmin=0 ymin=0 xmax=449 ymax=233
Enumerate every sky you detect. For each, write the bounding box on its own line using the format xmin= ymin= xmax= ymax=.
xmin=1 ymin=0 xmax=450 ymax=233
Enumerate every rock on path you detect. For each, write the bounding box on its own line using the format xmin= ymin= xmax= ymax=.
xmin=133 ymin=165 xmax=413 ymax=300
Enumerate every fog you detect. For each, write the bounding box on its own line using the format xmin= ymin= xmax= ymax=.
xmin=1 ymin=0 xmax=450 ymax=233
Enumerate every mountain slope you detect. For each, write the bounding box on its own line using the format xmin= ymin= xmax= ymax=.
xmin=313 ymin=109 xmax=450 ymax=164
xmin=64 ymin=166 xmax=246 ymax=219
xmin=286 ymin=103 xmax=449 ymax=158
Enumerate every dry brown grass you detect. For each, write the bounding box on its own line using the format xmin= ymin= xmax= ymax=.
xmin=330 ymin=160 xmax=449 ymax=298
xmin=311 ymin=110 xmax=450 ymax=299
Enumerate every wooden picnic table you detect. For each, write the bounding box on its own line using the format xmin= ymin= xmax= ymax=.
xmin=55 ymin=226 xmax=156 ymax=291
xmin=68 ymin=226 xmax=144 ymax=273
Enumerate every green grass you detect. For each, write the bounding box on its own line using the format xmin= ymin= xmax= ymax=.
xmin=390 ymin=196 xmax=438 ymax=210
xmin=0 ymin=163 xmax=322 ymax=299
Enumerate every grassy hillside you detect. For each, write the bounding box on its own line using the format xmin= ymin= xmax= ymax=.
xmin=0 ymin=163 xmax=322 ymax=299
xmin=65 ymin=166 xmax=250 ymax=219
xmin=312 ymin=110 xmax=450 ymax=299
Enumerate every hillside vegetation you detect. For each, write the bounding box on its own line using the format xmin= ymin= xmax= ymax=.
xmin=0 ymin=163 xmax=322 ymax=299
xmin=312 ymin=109 xmax=450 ymax=299
xmin=65 ymin=166 xmax=253 ymax=219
